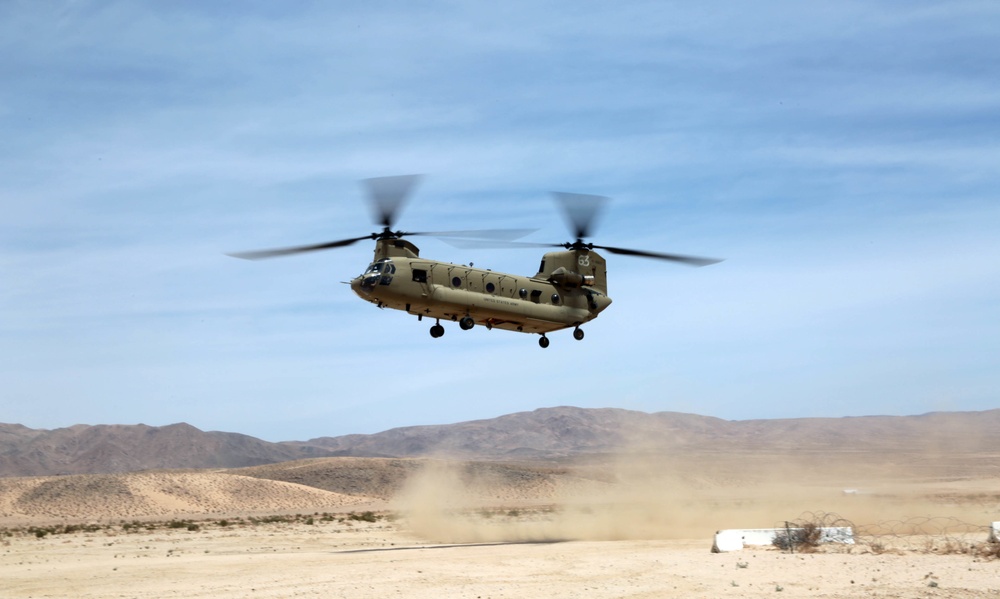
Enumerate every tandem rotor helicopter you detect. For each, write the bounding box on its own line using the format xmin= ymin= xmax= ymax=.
xmin=229 ymin=175 xmax=722 ymax=348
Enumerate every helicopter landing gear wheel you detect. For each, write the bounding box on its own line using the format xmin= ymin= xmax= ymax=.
xmin=573 ymin=327 xmax=584 ymax=341
xmin=430 ymin=323 xmax=445 ymax=338
xmin=538 ymin=335 xmax=550 ymax=349
xmin=459 ymin=316 xmax=475 ymax=330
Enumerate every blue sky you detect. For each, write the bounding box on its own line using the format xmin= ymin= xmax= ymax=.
xmin=2 ymin=1 xmax=998 ymax=442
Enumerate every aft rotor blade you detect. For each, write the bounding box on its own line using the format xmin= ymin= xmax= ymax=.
xmin=438 ymin=238 xmax=559 ymax=250
xmin=227 ymin=235 xmax=373 ymax=260
xmin=594 ymin=244 xmax=723 ymax=267
xmin=365 ymin=174 xmax=423 ymax=228
xmin=553 ymin=192 xmax=609 ymax=239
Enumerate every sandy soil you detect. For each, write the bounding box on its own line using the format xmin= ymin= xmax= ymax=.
xmin=1 ymin=451 xmax=998 ymax=598
xmin=0 ymin=471 xmax=378 ymax=527
xmin=1 ymin=517 xmax=998 ymax=599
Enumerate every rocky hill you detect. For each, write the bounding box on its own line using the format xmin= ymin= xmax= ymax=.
xmin=0 ymin=422 xmax=332 ymax=477
xmin=3 ymin=407 xmax=999 ymax=477
xmin=304 ymin=406 xmax=1000 ymax=457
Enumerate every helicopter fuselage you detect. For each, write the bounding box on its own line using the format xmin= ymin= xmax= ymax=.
xmin=229 ymin=176 xmax=720 ymax=347
xmin=349 ymin=238 xmax=612 ymax=336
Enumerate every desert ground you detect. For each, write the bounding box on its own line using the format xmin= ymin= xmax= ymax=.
xmin=2 ymin=449 xmax=998 ymax=598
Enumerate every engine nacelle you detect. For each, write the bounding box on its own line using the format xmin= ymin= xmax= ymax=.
xmin=548 ymin=267 xmax=596 ymax=289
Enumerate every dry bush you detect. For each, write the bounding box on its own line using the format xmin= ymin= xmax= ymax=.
xmin=979 ymin=541 xmax=1000 ymax=560
xmin=772 ymin=512 xmax=854 ymax=553
xmin=925 ymin=538 xmax=1000 ymax=560
xmin=854 ymin=516 xmax=998 ymax=559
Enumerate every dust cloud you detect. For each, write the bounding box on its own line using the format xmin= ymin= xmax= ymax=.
xmin=392 ymin=450 xmax=993 ymax=544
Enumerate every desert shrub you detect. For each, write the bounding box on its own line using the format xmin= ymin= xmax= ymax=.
xmin=773 ymin=512 xmax=855 ymax=553
xmin=983 ymin=541 xmax=1000 ymax=560
xmin=773 ymin=523 xmax=822 ymax=552
xmin=348 ymin=511 xmax=378 ymax=523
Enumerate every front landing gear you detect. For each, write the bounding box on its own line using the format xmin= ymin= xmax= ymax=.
xmin=538 ymin=335 xmax=550 ymax=349
xmin=430 ymin=321 xmax=445 ymax=338
xmin=573 ymin=327 xmax=585 ymax=341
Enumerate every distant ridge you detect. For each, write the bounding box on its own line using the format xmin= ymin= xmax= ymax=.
xmin=305 ymin=407 xmax=1000 ymax=457
xmin=0 ymin=422 xmax=333 ymax=477
xmin=3 ymin=407 xmax=999 ymax=477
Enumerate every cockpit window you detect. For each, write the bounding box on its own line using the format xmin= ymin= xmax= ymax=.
xmin=361 ymin=259 xmax=395 ymax=290
xmin=365 ymin=260 xmax=396 ymax=275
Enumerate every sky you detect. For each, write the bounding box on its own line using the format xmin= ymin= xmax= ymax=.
xmin=2 ymin=1 xmax=998 ymax=442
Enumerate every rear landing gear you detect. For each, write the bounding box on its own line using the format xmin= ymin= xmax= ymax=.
xmin=430 ymin=321 xmax=445 ymax=338
xmin=459 ymin=316 xmax=475 ymax=330
xmin=538 ymin=335 xmax=550 ymax=349
xmin=573 ymin=327 xmax=585 ymax=341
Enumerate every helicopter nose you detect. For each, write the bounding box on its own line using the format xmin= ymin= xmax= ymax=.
xmin=350 ymin=276 xmax=368 ymax=298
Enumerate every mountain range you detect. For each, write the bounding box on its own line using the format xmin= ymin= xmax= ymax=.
xmin=2 ymin=406 xmax=998 ymax=477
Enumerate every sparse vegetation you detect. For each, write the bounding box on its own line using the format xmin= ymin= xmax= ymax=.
xmin=20 ymin=523 xmax=105 ymax=539
xmin=0 ymin=510 xmax=394 ymax=541
xmin=348 ymin=511 xmax=380 ymax=523
xmin=773 ymin=521 xmax=823 ymax=552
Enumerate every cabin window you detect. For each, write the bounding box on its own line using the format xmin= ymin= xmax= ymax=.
xmin=412 ymin=269 xmax=427 ymax=283
xmin=551 ymin=293 xmax=561 ymax=304
xmin=519 ymin=288 xmax=527 ymax=299
xmin=530 ymin=289 xmax=542 ymax=303
xmin=486 ymin=282 xmax=496 ymax=293
xmin=452 ymin=276 xmax=462 ymax=288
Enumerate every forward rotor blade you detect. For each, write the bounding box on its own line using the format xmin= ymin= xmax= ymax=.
xmin=408 ymin=228 xmax=538 ymax=240
xmin=553 ymin=192 xmax=609 ymax=239
xmin=594 ymin=244 xmax=723 ymax=267
xmin=365 ymin=174 xmax=423 ymax=228
xmin=227 ymin=235 xmax=373 ymax=260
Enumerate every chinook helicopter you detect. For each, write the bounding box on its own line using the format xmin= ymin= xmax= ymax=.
xmin=230 ymin=175 xmax=721 ymax=348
